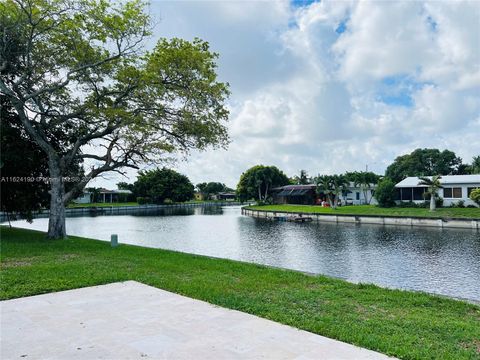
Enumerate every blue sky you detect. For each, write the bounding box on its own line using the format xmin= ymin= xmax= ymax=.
xmin=291 ymin=0 xmax=317 ymax=8
xmin=376 ymin=75 xmax=428 ymax=107
xmin=91 ymin=0 xmax=480 ymax=189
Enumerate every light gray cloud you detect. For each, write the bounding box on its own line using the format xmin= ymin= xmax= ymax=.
xmin=90 ymin=0 xmax=480 ymax=189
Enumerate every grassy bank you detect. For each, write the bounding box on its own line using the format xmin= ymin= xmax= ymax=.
xmin=1 ymin=227 xmax=479 ymax=359
xmin=246 ymin=204 xmax=480 ymax=219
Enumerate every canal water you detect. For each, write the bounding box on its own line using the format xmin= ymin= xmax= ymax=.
xmin=9 ymin=206 xmax=480 ymax=302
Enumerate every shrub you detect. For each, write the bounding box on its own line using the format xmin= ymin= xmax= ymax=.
xmin=137 ymin=197 xmax=151 ymax=205
xmin=450 ymin=200 xmax=465 ymax=208
xmin=470 ymin=188 xmax=480 ymax=206
xmin=397 ymin=201 xmax=420 ymax=208
xmin=374 ymin=178 xmax=396 ymax=207
xmin=436 ymin=197 xmax=444 ymax=208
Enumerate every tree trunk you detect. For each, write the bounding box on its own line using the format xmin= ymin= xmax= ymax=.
xmin=430 ymin=192 xmax=436 ymax=211
xmin=364 ymin=189 xmax=370 ymax=204
xmin=47 ymin=161 xmax=67 ymax=239
xmin=328 ymin=194 xmax=335 ymax=209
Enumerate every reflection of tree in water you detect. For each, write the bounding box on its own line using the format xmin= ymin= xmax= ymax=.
xmin=66 ymin=206 xmax=228 ymax=218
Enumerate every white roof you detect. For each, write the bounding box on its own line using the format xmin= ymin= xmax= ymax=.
xmin=396 ymin=175 xmax=480 ymax=187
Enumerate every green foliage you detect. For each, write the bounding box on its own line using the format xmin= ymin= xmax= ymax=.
xmin=374 ymin=178 xmax=396 ymax=207
xmin=0 ymin=95 xmax=82 ymax=220
xmin=195 ymin=182 xmax=228 ymax=200
xmin=314 ymin=174 xmax=348 ymax=209
xmin=117 ymin=182 xmax=134 ymax=191
xmin=346 ymin=171 xmax=381 ymax=204
xmin=470 ymin=156 xmax=480 ymax=174
xmin=292 ymin=170 xmax=311 ymax=185
xmin=116 ymin=182 xmax=135 ymax=201
xmin=451 ymin=200 xmax=465 ymax=208
xmin=418 ymin=175 xmax=443 ymax=211
xmin=133 ymin=168 xmax=194 ymax=204
xmin=236 ymin=165 xmax=289 ymax=202
xmin=0 ymin=99 xmax=49 ymax=221
xmin=385 ymin=148 xmax=463 ymax=183
xmin=85 ymin=187 xmax=101 ymax=203
xmin=1 ymin=0 xmax=230 ymax=237
xmin=470 ymin=188 xmax=480 ymax=206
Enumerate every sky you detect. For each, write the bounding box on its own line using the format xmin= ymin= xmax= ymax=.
xmin=91 ymin=0 xmax=480 ymax=189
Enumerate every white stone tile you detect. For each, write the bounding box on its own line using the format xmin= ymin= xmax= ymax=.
xmin=1 ymin=281 xmax=394 ymax=360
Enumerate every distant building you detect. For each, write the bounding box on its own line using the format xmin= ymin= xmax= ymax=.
xmin=98 ymin=189 xmax=133 ymax=203
xmin=272 ymin=185 xmax=317 ymax=205
xmin=212 ymin=192 xmax=237 ymax=201
xmin=72 ymin=189 xmax=133 ymax=204
xmin=272 ymin=183 xmax=377 ymax=206
xmin=395 ymin=175 xmax=480 ymax=207
xmin=73 ymin=191 xmax=92 ymax=204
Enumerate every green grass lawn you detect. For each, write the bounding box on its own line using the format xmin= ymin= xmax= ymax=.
xmin=1 ymin=227 xmax=479 ymax=359
xmin=68 ymin=202 xmax=139 ymax=208
xmin=246 ymin=204 xmax=480 ymax=219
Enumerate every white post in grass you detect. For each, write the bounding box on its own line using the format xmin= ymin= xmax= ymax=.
xmin=111 ymin=234 xmax=118 ymax=247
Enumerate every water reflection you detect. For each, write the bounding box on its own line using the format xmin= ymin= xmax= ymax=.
xmin=8 ymin=206 xmax=480 ymax=301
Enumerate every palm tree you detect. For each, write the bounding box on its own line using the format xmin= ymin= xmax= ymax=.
xmin=315 ymin=175 xmax=335 ymax=208
xmin=315 ymin=174 xmax=348 ymax=209
xmin=471 ymin=156 xmax=480 ymax=174
xmin=331 ymin=174 xmax=349 ymax=208
xmin=352 ymin=171 xmax=381 ymax=204
xmin=418 ymin=175 xmax=442 ymax=211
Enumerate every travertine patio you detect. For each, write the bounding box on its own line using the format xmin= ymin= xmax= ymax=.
xmin=1 ymin=281 xmax=393 ymax=359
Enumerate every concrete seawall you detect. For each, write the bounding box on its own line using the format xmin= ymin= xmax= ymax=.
xmin=242 ymin=208 xmax=480 ymax=230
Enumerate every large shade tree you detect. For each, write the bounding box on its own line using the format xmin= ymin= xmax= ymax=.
xmin=133 ymin=167 xmax=194 ymax=204
xmin=0 ymin=0 xmax=230 ymax=238
xmin=385 ymin=148 xmax=463 ymax=183
xmin=236 ymin=165 xmax=289 ymax=202
xmin=1 ymin=95 xmax=50 ymax=222
xmin=1 ymin=95 xmax=83 ymax=221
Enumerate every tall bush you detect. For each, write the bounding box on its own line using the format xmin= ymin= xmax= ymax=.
xmin=374 ymin=178 xmax=396 ymax=207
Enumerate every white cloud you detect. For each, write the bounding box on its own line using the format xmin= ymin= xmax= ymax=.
xmin=90 ymin=0 xmax=480 ymax=189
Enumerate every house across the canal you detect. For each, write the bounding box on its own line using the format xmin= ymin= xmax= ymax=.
xmin=272 ymin=185 xmax=318 ymax=205
xmin=272 ymin=184 xmax=377 ymax=205
xmin=212 ymin=192 xmax=237 ymax=201
xmin=394 ymin=175 xmax=480 ymax=207
xmin=73 ymin=188 xmax=133 ymax=204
